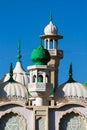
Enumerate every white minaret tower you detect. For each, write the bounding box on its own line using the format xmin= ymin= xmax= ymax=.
xmin=27 ymin=40 xmax=53 ymax=106
xmin=40 ymin=13 xmax=63 ymax=91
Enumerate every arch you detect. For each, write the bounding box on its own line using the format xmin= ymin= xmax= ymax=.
xmin=33 ymin=75 xmax=36 ymax=82
xmin=0 ymin=111 xmax=26 ymax=130
xmin=38 ymin=75 xmax=43 ymax=82
xmin=59 ymin=110 xmax=87 ymax=130
xmin=56 ymin=98 xmax=87 ymax=108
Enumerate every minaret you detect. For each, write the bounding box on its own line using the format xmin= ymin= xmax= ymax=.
xmin=40 ymin=13 xmax=63 ymax=91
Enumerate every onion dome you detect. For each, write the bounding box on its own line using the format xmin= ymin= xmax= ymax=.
xmin=44 ymin=12 xmax=58 ymax=35
xmin=0 ymin=64 xmax=28 ymax=102
xmin=31 ymin=39 xmax=50 ymax=65
xmin=55 ymin=64 xmax=87 ymax=100
xmin=2 ymin=40 xmax=29 ymax=88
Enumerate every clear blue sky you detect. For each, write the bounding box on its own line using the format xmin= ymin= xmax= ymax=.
xmin=0 ymin=0 xmax=87 ymax=85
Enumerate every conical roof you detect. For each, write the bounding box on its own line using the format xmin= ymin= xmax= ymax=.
xmin=31 ymin=39 xmax=50 ymax=65
xmin=2 ymin=40 xmax=29 ymax=88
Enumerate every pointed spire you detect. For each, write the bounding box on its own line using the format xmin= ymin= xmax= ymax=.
xmin=40 ymin=39 xmax=43 ymax=47
xmin=69 ymin=63 xmax=73 ymax=78
xmin=17 ymin=39 xmax=22 ymax=62
xmin=50 ymin=11 xmax=53 ymax=22
xmin=67 ymin=63 xmax=76 ymax=83
xmin=9 ymin=63 xmax=14 ymax=82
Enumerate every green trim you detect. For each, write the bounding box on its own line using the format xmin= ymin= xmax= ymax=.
xmin=40 ymin=39 xmax=43 ymax=47
xmin=9 ymin=63 xmax=15 ymax=82
xmin=17 ymin=39 xmax=22 ymax=62
xmin=50 ymin=87 xmax=55 ymax=97
xmin=84 ymin=81 xmax=87 ymax=87
xmin=50 ymin=11 xmax=52 ymax=22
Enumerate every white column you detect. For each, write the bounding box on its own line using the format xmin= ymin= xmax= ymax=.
xmin=44 ymin=39 xmax=47 ymax=49
xmin=53 ymin=40 xmax=55 ymax=49
xmin=48 ymin=39 xmax=50 ymax=50
xmin=56 ymin=40 xmax=58 ymax=49
xmin=30 ymin=71 xmax=32 ymax=83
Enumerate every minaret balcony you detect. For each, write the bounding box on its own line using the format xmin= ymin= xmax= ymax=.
xmin=28 ymin=83 xmax=53 ymax=97
xmin=49 ymin=49 xmax=63 ymax=58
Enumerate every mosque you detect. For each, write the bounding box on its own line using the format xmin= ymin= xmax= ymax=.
xmin=0 ymin=14 xmax=87 ymax=130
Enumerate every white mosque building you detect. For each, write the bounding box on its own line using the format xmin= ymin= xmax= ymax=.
xmin=0 ymin=14 xmax=87 ymax=130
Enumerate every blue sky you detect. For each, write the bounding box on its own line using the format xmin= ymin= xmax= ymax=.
xmin=0 ymin=0 xmax=87 ymax=85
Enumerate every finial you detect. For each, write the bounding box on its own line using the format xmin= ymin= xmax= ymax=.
xmin=50 ymin=11 xmax=52 ymax=22
xmin=17 ymin=39 xmax=22 ymax=62
xmin=67 ymin=63 xmax=76 ymax=83
xmin=69 ymin=63 xmax=72 ymax=78
xmin=40 ymin=39 xmax=43 ymax=47
xmin=9 ymin=63 xmax=14 ymax=82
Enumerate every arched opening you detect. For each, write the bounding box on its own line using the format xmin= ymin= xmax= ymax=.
xmin=46 ymin=75 xmax=49 ymax=83
xmin=59 ymin=112 xmax=87 ymax=130
xmin=38 ymin=75 xmax=43 ymax=82
xmin=0 ymin=112 xmax=26 ymax=130
xmin=33 ymin=75 xmax=36 ymax=82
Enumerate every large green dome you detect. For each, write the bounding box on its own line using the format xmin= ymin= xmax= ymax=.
xmin=31 ymin=40 xmax=50 ymax=65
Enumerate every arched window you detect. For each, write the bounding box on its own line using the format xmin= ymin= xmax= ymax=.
xmin=46 ymin=75 xmax=49 ymax=83
xmin=38 ymin=75 xmax=43 ymax=82
xmin=0 ymin=112 xmax=26 ymax=130
xmin=59 ymin=112 xmax=87 ymax=130
xmin=33 ymin=75 xmax=36 ymax=82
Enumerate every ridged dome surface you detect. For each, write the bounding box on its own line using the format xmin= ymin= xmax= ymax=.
xmin=55 ymin=82 xmax=87 ymax=100
xmin=3 ymin=62 xmax=30 ymax=88
xmin=0 ymin=80 xmax=28 ymax=101
xmin=44 ymin=21 xmax=58 ymax=35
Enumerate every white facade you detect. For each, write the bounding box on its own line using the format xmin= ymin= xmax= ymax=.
xmin=0 ymin=16 xmax=87 ymax=130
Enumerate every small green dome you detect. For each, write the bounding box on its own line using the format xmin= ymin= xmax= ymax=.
xmin=31 ymin=40 xmax=50 ymax=65
xmin=84 ymin=81 xmax=87 ymax=87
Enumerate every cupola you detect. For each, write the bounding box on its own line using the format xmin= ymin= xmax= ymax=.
xmin=0 ymin=64 xmax=28 ymax=103
xmin=31 ymin=39 xmax=50 ymax=65
xmin=27 ymin=40 xmax=53 ymax=106
xmin=55 ymin=64 xmax=87 ymax=102
xmin=44 ymin=12 xmax=58 ymax=35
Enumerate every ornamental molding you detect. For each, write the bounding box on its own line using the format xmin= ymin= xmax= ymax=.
xmin=58 ymin=108 xmax=87 ymax=127
xmin=56 ymin=98 xmax=87 ymax=108
xmin=0 ymin=101 xmax=27 ymax=107
xmin=0 ymin=109 xmax=27 ymax=130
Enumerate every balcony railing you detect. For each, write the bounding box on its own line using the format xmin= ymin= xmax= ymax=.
xmin=49 ymin=49 xmax=63 ymax=58
xmin=28 ymin=83 xmax=52 ymax=91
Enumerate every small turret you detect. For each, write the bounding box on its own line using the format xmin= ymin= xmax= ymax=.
xmin=27 ymin=40 xmax=53 ymax=106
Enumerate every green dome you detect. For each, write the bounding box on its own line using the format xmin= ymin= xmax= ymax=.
xmin=31 ymin=40 xmax=50 ymax=65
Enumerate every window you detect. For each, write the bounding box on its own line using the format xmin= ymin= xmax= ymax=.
xmin=59 ymin=112 xmax=87 ymax=130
